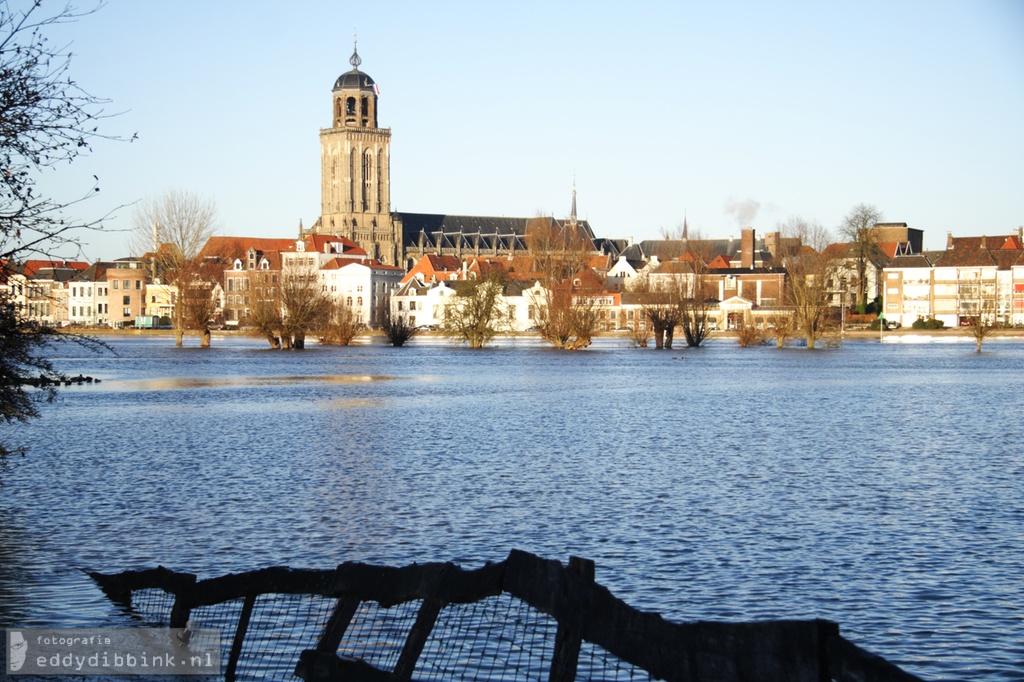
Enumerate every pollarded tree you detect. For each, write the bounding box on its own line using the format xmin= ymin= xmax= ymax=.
xmin=279 ymin=264 xmax=331 ymax=349
xmin=441 ymin=271 xmax=511 ymax=349
xmin=129 ymin=190 xmax=219 ymax=347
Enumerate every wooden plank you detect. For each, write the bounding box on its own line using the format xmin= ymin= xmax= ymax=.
xmin=175 ymin=559 xmax=506 ymax=609
xmin=224 ymin=593 xmax=256 ymax=682
xmin=316 ymin=595 xmax=362 ymax=654
xmin=393 ymin=598 xmax=442 ymax=679
xmin=827 ymin=635 xmax=926 ymax=682
xmin=548 ymin=556 xmax=595 ymax=682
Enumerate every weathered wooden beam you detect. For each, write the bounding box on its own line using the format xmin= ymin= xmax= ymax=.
xmin=224 ymin=593 xmax=257 ymax=682
xmin=504 ymin=549 xmax=838 ymax=682
xmin=393 ymin=598 xmax=442 ymax=679
xmin=548 ymin=556 xmax=595 ymax=682
xmin=86 ymin=566 xmax=196 ymax=606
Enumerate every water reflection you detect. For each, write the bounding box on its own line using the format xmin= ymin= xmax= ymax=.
xmin=1 ymin=336 xmax=1023 ymax=680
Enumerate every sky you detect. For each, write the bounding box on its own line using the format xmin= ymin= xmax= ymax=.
xmin=28 ymin=0 xmax=1024 ymax=261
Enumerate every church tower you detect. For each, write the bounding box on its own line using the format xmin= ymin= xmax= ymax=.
xmin=318 ymin=42 xmax=399 ymax=264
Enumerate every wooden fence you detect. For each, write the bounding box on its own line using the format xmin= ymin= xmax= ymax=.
xmin=89 ymin=549 xmax=924 ymax=682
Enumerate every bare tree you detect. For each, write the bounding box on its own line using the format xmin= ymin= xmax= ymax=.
xmin=318 ymin=301 xmax=364 ymax=346
xmin=441 ymin=271 xmax=511 ymax=349
xmin=247 ymin=270 xmax=284 ymax=348
xmin=381 ymin=307 xmax=418 ymax=347
xmin=735 ymin=322 xmax=765 ymax=348
xmin=130 ymin=190 xmax=218 ymax=346
xmin=279 ymin=264 xmax=331 ymax=349
xmin=778 ymin=218 xmax=843 ymax=349
xmin=1 ymin=1 xmax=124 ymax=441
xmin=961 ymin=277 xmax=1000 ymax=352
xmin=839 ymin=203 xmax=883 ymax=311
xmin=526 ymin=218 xmax=600 ymax=350
xmin=766 ymin=312 xmax=795 ymax=349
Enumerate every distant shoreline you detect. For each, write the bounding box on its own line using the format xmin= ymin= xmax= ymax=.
xmin=59 ymin=327 xmax=1024 ymax=341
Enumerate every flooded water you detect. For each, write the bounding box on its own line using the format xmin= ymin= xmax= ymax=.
xmin=1 ymin=333 xmax=1022 ymax=680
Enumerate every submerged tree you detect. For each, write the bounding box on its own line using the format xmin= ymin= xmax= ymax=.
xmin=1 ymin=1 xmax=124 ymax=443
xmin=778 ymin=217 xmax=843 ymax=349
xmin=381 ymin=307 xmax=418 ymax=347
xmin=526 ymin=217 xmax=600 ymax=350
xmin=279 ymin=264 xmax=331 ymax=349
xmin=441 ymin=271 xmax=511 ymax=349
xmin=129 ymin=190 xmax=219 ymax=347
xmin=318 ymin=301 xmax=364 ymax=346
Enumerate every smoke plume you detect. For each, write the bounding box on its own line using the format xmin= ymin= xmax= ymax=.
xmin=723 ymin=197 xmax=761 ymax=227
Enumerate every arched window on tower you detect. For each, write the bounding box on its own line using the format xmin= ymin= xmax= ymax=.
xmin=362 ymin=149 xmax=373 ymax=212
xmin=346 ymin=97 xmax=356 ymax=116
xmin=361 ymin=97 xmax=368 ymax=117
xmin=348 ymin=149 xmax=356 ymax=211
xmin=376 ymin=150 xmax=384 ymax=211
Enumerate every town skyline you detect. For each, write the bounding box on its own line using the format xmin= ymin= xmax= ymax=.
xmin=34 ymin=0 xmax=1024 ymax=262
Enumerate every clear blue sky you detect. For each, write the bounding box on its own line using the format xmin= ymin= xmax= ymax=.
xmin=34 ymin=0 xmax=1024 ymax=260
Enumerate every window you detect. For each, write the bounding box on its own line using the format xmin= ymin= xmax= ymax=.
xmin=357 ymin=297 xmax=363 ymax=307
xmin=135 ymin=280 xmax=141 ymax=290
xmin=113 ymin=280 xmax=118 ymax=290
xmin=123 ymin=307 xmax=131 ymax=317
xmin=123 ymin=295 xmax=130 ymax=305
xmin=409 ymin=301 xmax=416 ymax=311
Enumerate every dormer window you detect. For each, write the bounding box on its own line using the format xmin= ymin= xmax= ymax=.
xmin=233 ymin=259 xmax=243 ymax=270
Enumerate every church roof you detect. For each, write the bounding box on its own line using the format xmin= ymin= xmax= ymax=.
xmin=395 ymin=213 xmax=596 ymax=251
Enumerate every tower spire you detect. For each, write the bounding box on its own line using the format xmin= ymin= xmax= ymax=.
xmin=570 ymin=181 xmax=577 ymax=227
xmin=350 ymin=30 xmax=361 ymax=70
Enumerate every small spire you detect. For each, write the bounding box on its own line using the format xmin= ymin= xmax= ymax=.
xmin=350 ymin=30 xmax=361 ymax=70
xmin=569 ymin=175 xmax=577 ymax=228
xmin=683 ymin=212 xmax=689 ymax=240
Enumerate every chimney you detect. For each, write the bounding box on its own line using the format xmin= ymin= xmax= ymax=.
xmin=764 ymin=231 xmax=780 ymax=259
xmin=980 ymin=236 xmax=986 ymax=249
xmin=947 ymin=232 xmax=954 ymax=250
xmin=741 ymin=227 xmax=755 ymax=269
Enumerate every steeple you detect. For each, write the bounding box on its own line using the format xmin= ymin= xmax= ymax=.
xmin=569 ymin=182 xmax=578 ymax=228
xmin=682 ymin=212 xmax=689 ymax=240
xmin=349 ymin=32 xmax=362 ymax=71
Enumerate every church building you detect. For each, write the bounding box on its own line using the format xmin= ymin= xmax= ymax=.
xmin=309 ymin=44 xmax=604 ymax=270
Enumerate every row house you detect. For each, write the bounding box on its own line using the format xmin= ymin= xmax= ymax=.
xmin=391 ymin=277 xmax=538 ymax=332
xmin=67 ymin=264 xmax=111 ymax=326
xmin=7 ymin=260 xmax=89 ymax=325
xmin=883 ymin=232 xmax=1024 ymax=327
xmin=105 ymin=259 xmax=149 ymax=328
xmin=220 ymin=234 xmax=404 ymax=327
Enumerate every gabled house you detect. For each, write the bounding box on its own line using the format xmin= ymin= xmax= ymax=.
xmin=320 ymin=258 xmax=404 ymax=326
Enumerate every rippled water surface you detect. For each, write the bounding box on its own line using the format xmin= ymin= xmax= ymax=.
xmin=2 ymin=334 xmax=1023 ymax=680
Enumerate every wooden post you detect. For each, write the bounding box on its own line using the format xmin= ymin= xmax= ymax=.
xmin=316 ymin=595 xmax=362 ymax=654
xmin=393 ymin=598 xmax=443 ymax=678
xmin=225 ymin=593 xmax=256 ymax=682
xmin=548 ymin=556 xmax=596 ymax=682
